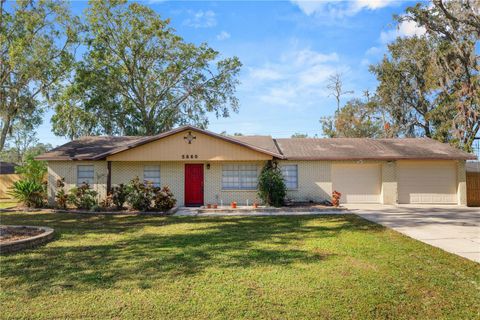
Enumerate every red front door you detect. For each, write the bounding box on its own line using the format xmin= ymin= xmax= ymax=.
xmin=185 ymin=164 xmax=204 ymax=206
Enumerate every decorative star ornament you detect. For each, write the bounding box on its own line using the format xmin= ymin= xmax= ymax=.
xmin=184 ymin=131 xmax=196 ymax=144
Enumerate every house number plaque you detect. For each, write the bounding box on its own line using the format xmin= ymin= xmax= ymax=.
xmin=182 ymin=154 xmax=198 ymax=159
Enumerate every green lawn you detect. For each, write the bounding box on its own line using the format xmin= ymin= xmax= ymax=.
xmin=0 ymin=202 xmax=17 ymax=209
xmin=0 ymin=212 xmax=479 ymax=319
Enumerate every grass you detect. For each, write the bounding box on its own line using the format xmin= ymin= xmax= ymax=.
xmin=0 ymin=212 xmax=479 ymax=319
xmin=0 ymin=202 xmax=17 ymax=209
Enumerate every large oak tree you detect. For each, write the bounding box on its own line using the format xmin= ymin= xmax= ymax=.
xmin=0 ymin=0 xmax=80 ymax=151
xmin=52 ymin=0 xmax=242 ymax=139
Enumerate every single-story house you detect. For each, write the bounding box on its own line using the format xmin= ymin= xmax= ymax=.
xmin=37 ymin=125 xmax=477 ymax=206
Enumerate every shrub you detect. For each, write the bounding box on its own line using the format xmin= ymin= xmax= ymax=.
xmin=332 ymin=190 xmax=342 ymax=207
xmin=111 ymin=184 xmax=128 ymax=209
xmin=152 ymin=186 xmax=177 ymax=211
xmin=55 ymin=178 xmax=68 ymax=209
xmin=126 ymin=177 xmax=154 ymax=211
xmin=15 ymin=155 xmax=47 ymax=184
xmin=67 ymin=182 xmax=98 ymax=210
xmin=8 ymin=180 xmax=45 ymax=208
xmin=100 ymin=193 xmax=113 ymax=210
xmin=257 ymin=161 xmax=286 ymax=207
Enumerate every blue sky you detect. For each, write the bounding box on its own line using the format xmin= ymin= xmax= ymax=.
xmin=37 ymin=0 xmax=427 ymax=146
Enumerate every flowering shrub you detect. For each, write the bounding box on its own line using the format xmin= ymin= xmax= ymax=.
xmin=126 ymin=177 xmax=154 ymax=211
xmin=152 ymin=186 xmax=177 ymax=211
xmin=67 ymin=183 xmax=98 ymax=210
xmin=55 ymin=178 xmax=68 ymax=209
xmin=111 ymin=184 xmax=128 ymax=209
xmin=332 ymin=190 xmax=342 ymax=207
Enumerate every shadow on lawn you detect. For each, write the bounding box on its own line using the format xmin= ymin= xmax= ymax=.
xmin=0 ymin=213 xmax=383 ymax=296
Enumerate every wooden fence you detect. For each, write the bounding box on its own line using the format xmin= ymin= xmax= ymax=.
xmin=0 ymin=174 xmax=21 ymax=199
xmin=466 ymin=172 xmax=480 ymax=207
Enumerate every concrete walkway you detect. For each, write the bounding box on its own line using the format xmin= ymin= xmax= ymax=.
xmin=345 ymin=204 xmax=480 ymax=263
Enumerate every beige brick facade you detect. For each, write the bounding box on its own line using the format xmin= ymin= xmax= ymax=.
xmin=46 ymin=159 xmax=466 ymax=206
xmin=47 ymin=161 xmax=108 ymax=204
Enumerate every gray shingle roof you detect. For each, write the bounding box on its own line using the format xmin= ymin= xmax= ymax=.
xmin=36 ymin=126 xmax=477 ymax=161
xmin=274 ymin=137 xmax=476 ymax=160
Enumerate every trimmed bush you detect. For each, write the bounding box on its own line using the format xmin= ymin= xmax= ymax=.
xmin=67 ymin=183 xmax=98 ymax=210
xmin=257 ymin=160 xmax=286 ymax=207
xmin=8 ymin=180 xmax=45 ymax=208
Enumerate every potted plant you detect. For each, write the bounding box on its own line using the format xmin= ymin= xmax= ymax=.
xmin=231 ymin=201 xmax=237 ymax=209
xmin=332 ymin=190 xmax=342 ymax=207
xmin=213 ymin=203 xmax=218 ymax=209
xmin=253 ymin=201 xmax=258 ymax=209
xmin=206 ymin=203 xmax=211 ymax=209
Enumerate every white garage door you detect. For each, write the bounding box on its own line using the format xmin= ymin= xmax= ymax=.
xmin=332 ymin=163 xmax=381 ymax=203
xmin=398 ymin=161 xmax=457 ymax=204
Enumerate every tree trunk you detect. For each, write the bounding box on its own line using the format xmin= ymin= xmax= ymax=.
xmin=0 ymin=114 xmax=11 ymax=152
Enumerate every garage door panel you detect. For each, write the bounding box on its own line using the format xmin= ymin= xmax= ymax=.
xmin=398 ymin=161 xmax=457 ymax=204
xmin=332 ymin=164 xmax=381 ymax=204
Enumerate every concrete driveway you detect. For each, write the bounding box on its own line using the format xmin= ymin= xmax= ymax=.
xmin=346 ymin=204 xmax=480 ymax=263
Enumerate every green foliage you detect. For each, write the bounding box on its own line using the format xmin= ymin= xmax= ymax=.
xmin=67 ymin=183 xmax=98 ymax=210
xmin=8 ymin=180 xmax=45 ymax=208
xmin=257 ymin=161 xmax=286 ymax=207
xmin=111 ymin=184 xmax=128 ymax=210
xmin=52 ymin=0 xmax=242 ymax=139
xmin=15 ymin=155 xmax=47 ymax=184
xmin=152 ymin=186 xmax=177 ymax=212
xmin=403 ymin=1 xmax=479 ymax=151
xmin=0 ymin=0 xmax=80 ymax=151
xmin=126 ymin=177 xmax=155 ymax=211
xmin=55 ymin=178 xmax=68 ymax=209
xmin=321 ymin=98 xmax=385 ymax=138
xmin=370 ymin=37 xmax=440 ymax=139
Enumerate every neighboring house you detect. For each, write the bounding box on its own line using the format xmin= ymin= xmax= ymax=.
xmin=36 ymin=126 xmax=476 ymax=206
xmin=0 ymin=162 xmax=17 ymax=175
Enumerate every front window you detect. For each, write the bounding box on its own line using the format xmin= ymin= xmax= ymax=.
xmin=222 ymin=164 xmax=258 ymax=190
xmin=144 ymin=165 xmax=160 ymax=187
xmin=77 ymin=165 xmax=94 ymax=186
xmin=281 ymin=165 xmax=298 ymax=189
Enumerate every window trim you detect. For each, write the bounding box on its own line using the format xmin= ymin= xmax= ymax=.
xmin=281 ymin=164 xmax=298 ymax=190
xmin=77 ymin=165 xmax=94 ymax=186
xmin=221 ymin=164 xmax=258 ymax=191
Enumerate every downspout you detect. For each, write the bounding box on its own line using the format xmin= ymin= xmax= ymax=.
xmin=107 ymin=161 xmax=112 ymax=194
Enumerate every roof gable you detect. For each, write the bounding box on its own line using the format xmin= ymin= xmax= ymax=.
xmin=106 ymin=127 xmax=280 ymax=161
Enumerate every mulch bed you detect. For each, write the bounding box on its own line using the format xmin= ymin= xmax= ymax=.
xmin=0 ymin=226 xmax=44 ymax=243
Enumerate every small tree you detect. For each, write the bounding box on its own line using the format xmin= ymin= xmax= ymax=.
xmin=14 ymin=155 xmax=47 ymax=184
xmin=257 ymin=161 xmax=286 ymax=207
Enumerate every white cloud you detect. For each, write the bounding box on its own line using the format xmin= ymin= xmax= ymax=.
xmin=250 ymin=67 xmax=284 ymax=81
xmin=183 ymin=10 xmax=217 ymax=28
xmin=365 ymin=46 xmax=383 ymax=57
xmin=380 ymin=19 xmax=426 ymax=44
xmin=245 ymin=48 xmax=347 ymax=107
xmin=216 ymin=31 xmax=231 ymax=40
xmin=291 ymin=0 xmax=400 ymax=18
